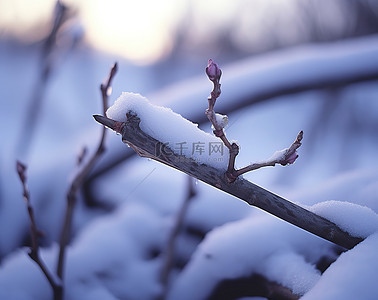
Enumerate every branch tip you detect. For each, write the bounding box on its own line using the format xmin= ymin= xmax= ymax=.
xmin=16 ymin=160 xmax=27 ymax=183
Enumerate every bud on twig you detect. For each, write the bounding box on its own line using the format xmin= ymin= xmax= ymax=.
xmin=206 ymin=59 xmax=222 ymax=82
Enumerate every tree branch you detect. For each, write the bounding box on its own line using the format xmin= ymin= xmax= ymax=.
xmin=235 ymin=130 xmax=303 ymax=176
xmin=16 ymin=161 xmax=63 ymax=300
xmin=94 ymin=113 xmax=363 ymax=250
xmin=17 ymin=0 xmax=70 ymax=157
xmin=86 ymin=36 xmax=378 ymax=185
xmin=56 ymin=62 xmax=117 ymax=281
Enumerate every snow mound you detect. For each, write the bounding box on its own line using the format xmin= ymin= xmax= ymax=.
xmin=167 ymin=214 xmax=329 ymax=300
xmin=302 ymin=232 xmax=378 ymax=300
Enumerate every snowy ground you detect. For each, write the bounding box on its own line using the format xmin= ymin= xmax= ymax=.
xmin=0 ymin=36 xmax=378 ymax=299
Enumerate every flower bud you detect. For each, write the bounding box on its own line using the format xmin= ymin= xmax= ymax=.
xmin=206 ymin=59 xmax=222 ymax=81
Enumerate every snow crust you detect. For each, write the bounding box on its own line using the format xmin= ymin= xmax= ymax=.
xmin=106 ymin=92 xmax=229 ymax=169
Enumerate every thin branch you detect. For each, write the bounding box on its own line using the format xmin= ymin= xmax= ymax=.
xmin=159 ymin=176 xmax=197 ymax=299
xmin=236 ymin=130 xmax=303 ymax=176
xmin=94 ymin=113 xmax=363 ymax=250
xmin=205 ymin=59 xmax=303 ymax=182
xmin=205 ymin=59 xmax=233 ymax=151
xmin=56 ymin=62 xmax=117 ymax=281
xmin=16 ymin=161 xmax=63 ymax=300
xmin=17 ymin=0 xmax=70 ymax=157
xmin=205 ymin=59 xmax=242 ymax=182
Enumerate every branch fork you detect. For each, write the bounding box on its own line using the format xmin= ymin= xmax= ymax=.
xmin=205 ymin=59 xmax=303 ymax=183
xmin=94 ymin=64 xmax=363 ymax=252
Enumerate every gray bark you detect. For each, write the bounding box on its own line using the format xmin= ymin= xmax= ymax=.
xmin=94 ymin=113 xmax=363 ymax=250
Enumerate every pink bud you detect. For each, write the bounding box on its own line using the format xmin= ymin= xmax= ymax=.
xmin=206 ymin=59 xmax=222 ymax=81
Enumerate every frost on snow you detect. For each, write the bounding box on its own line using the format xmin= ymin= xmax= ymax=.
xmin=106 ymin=92 xmax=229 ymax=168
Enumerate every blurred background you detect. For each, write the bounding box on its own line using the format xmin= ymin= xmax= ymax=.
xmin=0 ymin=0 xmax=378 ymax=299
xmin=0 ymin=1 xmax=378 ymax=297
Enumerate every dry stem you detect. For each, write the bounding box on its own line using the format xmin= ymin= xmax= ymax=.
xmin=56 ymin=62 xmax=118 ymax=281
xmin=17 ymin=0 xmax=70 ymax=156
xmin=16 ymin=161 xmax=63 ymax=300
xmin=236 ymin=130 xmax=303 ymax=176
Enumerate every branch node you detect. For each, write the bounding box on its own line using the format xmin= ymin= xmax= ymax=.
xmin=225 ymin=170 xmax=239 ymax=183
xmin=205 ymin=59 xmax=304 ymax=182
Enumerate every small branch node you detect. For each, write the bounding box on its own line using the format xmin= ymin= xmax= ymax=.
xmin=205 ymin=59 xmax=304 ymax=182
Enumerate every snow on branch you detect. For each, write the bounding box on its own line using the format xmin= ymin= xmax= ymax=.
xmin=87 ymin=35 xmax=378 ymax=185
xmin=93 ymin=64 xmax=363 ymax=250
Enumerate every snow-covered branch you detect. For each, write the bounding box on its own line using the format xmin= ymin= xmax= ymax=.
xmin=94 ymin=108 xmax=362 ymax=250
xmin=87 ymin=35 xmax=378 ymax=185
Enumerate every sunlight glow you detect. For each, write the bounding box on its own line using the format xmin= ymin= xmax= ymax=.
xmin=73 ymin=0 xmax=186 ymax=65
xmin=0 ymin=0 xmax=186 ymax=65
xmin=0 ymin=0 xmax=55 ymax=41
xmin=0 ymin=0 xmax=299 ymax=64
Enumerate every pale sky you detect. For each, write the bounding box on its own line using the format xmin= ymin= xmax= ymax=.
xmin=1 ymin=0 xmax=346 ymax=65
xmin=1 ymin=0 xmax=236 ymax=64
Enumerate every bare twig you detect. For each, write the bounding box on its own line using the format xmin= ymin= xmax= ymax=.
xmin=205 ymin=59 xmax=232 ymax=150
xmin=205 ymin=59 xmax=241 ymax=182
xmin=17 ymin=0 xmax=70 ymax=157
xmin=235 ymin=130 xmax=303 ymax=176
xmin=94 ymin=113 xmax=363 ymax=250
xmin=16 ymin=161 xmax=63 ymax=300
xmin=56 ymin=62 xmax=117 ymax=281
xmin=205 ymin=59 xmax=303 ymax=182
xmin=159 ymin=176 xmax=197 ymax=299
